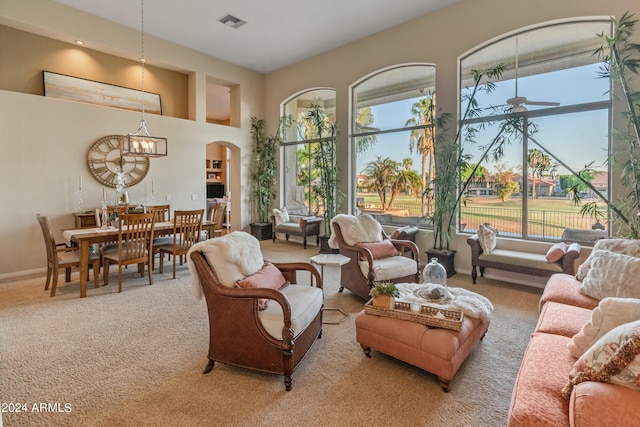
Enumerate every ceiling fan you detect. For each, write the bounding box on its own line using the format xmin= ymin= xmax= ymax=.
xmin=506 ymin=37 xmax=560 ymax=112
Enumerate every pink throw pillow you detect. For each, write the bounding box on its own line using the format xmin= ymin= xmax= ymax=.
xmin=236 ymin=262 xmax=287 ymax=309
xmin=546 ymin=242 xmax=568 ymax=262
xmin=355 ymin=240 xmax=401 ymax=260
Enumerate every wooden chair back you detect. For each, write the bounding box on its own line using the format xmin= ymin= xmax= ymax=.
xmin=145 ymin=204 xmax=171 ymax=222
xmin=173 ymin=209 xmax=204 ymax=251
xmin=116 ymin=212 xmax=156 ymax=262
xmin=209 ymin=203 xmax=226 ymax=237
xmin=102 ymin=212 xmax=156 ymax=292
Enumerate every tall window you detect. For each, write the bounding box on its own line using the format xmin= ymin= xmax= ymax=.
xmin=351 ymin=64 xmax=436 ymax=226
xmin=281 ymin=89 xmax=336 ymax=216
xmin=459 ymin=20 xmax=612 ymax=241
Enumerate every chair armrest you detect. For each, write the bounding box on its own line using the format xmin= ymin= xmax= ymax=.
xmin=467 ymin=235 xmax=483 ymax=259
xmin=56 ymin=244 xmax=77 ymax=253
xmin=272 ymin=262 xmax=323 ymax=289
xmin=390 ymin=240 xmax=420 ymax=260
xmin=562 ymin=243 xmax=581 ymax=275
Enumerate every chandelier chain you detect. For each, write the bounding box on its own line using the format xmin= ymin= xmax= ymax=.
xmin=140 ymin=0 xmax=145 ymax=119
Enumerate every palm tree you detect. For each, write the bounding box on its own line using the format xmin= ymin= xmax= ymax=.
xmin=406 ymin=94 xmax=436 ymax=215
xmin=362 ymin=156 xmax=397 ymax=210
xmin=528 ymin=148 xmax=551 ymax=199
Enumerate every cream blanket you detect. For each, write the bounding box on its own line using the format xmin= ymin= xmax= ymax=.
xmin=328 ymin=214 xmax=382 ymax=248
xmin=396 ymin=283 xmax=494 ymax=323
xmin=186 ymin=231 xmax=264 ymax=299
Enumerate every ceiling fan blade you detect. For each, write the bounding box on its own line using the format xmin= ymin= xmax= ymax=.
xmin=506 ymin=96 xmax=527 ymax=106
xmin=524 ymin=100 xmax=561 ymax=106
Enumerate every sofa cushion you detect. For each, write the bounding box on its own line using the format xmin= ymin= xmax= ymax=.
xmin=579 ymin=251 xmax=640 ymax=300
xmin=480 ymin=249 xmax=563 ymax=272
xmin=273 ymin=207 xmax=290 ymax=226
xmin=568 ymin=297 xmax=640 ymax=358
xmin=508 ymin=332 xmax=574 ymax=427
xmin=360 ymin=256 xmax=418 ymax=281
xmin=355 ymin=240 xmax=401 ymax=260
xmin=546 ymin=242 xmax=568 ymax=262
xmin=236 ymin=262 xmax=288 ymax=310
xmin=565 ymin=321 xmax=640 ymax=396
xmin=569 ymin=381 xmax=640 ymax=427
xmin=576 ymin=238 xmax=640 ymax=281
xmin=535 ymin=301 xmax=592 ymax=338
xmin=257 ymin=284 xmax=323 ymax=340
xmin=477 ymin=223 xmax=497 ymax=254
xmin=539 ymin=273 xmax=599 ymax=311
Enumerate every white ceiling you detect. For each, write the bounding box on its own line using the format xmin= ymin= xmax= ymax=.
xmin=52 ymin=0 xmax=462 ymax=74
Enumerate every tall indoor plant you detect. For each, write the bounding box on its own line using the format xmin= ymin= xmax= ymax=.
xmin=428 ymin=65 xmax=523 ymax=275
xmin=301 ymin=102 xmax=341 ymax=252
xmin=249 ymin=115 xmax=291 ymax=240
xmin=566 ymin=12 xmax=640 ymax=238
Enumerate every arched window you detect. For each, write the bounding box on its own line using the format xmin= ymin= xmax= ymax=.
xmin=459 ymin=19 xmax=612 ymax=241
xmin=351 ymin=64 xmax=436 ymax=226
xmin=281 ymin=88 xmax=336 ymax=216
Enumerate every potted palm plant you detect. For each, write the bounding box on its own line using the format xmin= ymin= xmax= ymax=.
xmin=249 ymin=115 xmax=292 ymax=240
xmin=300 ymin=102 xmax=342 ymax=253
xmin=427 ymin=65 xmax=522 ymax=276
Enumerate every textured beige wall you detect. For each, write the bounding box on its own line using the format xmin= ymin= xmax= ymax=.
xmin=0 ymin=0 xmax=264 ymax=276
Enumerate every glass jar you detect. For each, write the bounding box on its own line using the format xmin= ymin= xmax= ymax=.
xmin=422 ymin=257 xmax=447 ymax=287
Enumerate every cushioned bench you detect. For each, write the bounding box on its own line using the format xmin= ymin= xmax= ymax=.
xmin=467 ymin=235 xmax=581 ymax=284
xmin=271 ymin=214 xmax=323 ymax=249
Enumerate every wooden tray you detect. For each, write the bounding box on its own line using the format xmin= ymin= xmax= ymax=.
xmin=364 ymin=300 xmax=464 ymax=331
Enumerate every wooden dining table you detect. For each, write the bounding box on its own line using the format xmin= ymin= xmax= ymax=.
xmin=63 ymin=220 xmax=214 ymax=297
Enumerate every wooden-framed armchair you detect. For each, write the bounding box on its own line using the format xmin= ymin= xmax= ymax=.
xmin=188 ymin=231 xmax=323 ymax=391
xmin=330 ymin=214 xmax=420 ymax=300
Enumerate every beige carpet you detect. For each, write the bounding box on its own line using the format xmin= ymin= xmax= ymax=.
xmin=0 ymin=240 xmax=543 ymax=427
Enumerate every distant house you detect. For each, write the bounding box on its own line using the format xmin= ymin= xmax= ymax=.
xmin=589 ymin=171 xmax=609 ymax=198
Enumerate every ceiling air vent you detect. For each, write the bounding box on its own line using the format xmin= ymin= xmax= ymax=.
xmin=218 ymin=14 xmax=246 ymax=29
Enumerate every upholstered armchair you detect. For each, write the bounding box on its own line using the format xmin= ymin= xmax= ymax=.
xmin=329 ymin=214 xmax=420 ymax=300
xmin=187 ymin=231 xmax=323 ymax=391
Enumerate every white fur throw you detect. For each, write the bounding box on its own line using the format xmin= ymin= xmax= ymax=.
xmin=397 ymin=283 xmax=494 ymax=323
xmin=187 ymin=231 xmax=264 ymax=299
xmin=328 ymin=214 xmax=382 ymax=248
xmin=579 ymin=250 xmax=640 ymax=300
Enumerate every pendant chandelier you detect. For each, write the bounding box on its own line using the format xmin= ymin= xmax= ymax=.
xmin=123 ymin=0 xmax=168 ymax=157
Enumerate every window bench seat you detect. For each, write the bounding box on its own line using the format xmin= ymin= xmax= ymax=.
xmin=466 ymin=235 xmax=581 ymax=284
xmin=271 ymin=215 xmax=323 ymax=249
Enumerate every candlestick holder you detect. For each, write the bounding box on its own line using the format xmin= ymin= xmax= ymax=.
xmin=100 ymin=200 xmax=111 ymax=229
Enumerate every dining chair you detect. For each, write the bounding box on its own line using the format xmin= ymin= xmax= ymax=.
xmin=101 ymin=212 xmax=156 ymax=292
xmin=156 ymin=209 xmax=204 ymax=278
xmin=36 ymin=214 xmax=100 ymax=297
xmin=144 ymin=204 xmax=170 ymax=222
xmin=209 ymin=203 xmax=227 ymax=238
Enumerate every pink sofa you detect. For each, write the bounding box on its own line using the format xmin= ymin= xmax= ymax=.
xmin=507 ymin=273 xmax=640 ymax=427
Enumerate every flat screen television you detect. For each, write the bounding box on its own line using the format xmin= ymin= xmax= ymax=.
xmin=207 ymin=183 xmax=225 ymax=199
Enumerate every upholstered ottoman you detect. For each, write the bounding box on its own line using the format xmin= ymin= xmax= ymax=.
xmin=355 ymin=310 xmax=490 ymax=391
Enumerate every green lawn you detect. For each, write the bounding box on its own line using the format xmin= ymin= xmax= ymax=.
xmin=357 ymin=192 xmax=608 ymax=238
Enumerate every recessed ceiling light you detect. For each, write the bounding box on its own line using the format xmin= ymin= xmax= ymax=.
xmin=218 ymin=14 xmax=246 ymax=29
xmin=74 ymin=40 xmax=85 ymax=45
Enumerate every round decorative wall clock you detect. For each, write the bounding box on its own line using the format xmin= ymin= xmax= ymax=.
xmin=87 ymin=135 xmax=150 ymax=188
